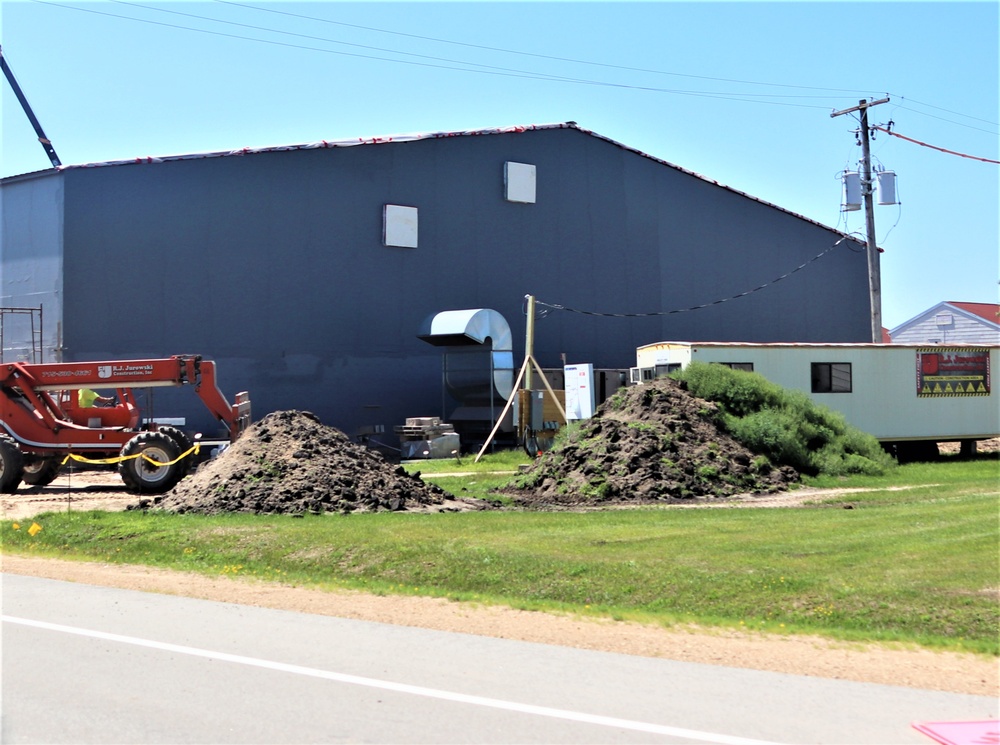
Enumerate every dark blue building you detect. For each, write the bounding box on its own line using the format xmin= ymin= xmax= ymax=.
xmin=1 ymin=122 xmax=871 ymax=444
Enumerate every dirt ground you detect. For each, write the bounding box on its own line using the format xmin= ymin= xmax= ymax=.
xmin=0 ymin=468 xmax=845 ymax=521
xmin=3 ymin=469 xmax=998 ymax=698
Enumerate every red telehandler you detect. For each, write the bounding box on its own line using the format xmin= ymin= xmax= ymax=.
xmin=0 ymin=355 xmax=250 ymax=493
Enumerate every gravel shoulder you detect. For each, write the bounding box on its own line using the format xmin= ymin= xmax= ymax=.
xmin=2 ymin=551 xmax=996 ymax=697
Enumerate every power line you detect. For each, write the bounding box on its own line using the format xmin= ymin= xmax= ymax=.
xmin=532 ymin=236 xmax=857 ymax=319
xmin=28 ymin=0 xmax=861 ymax=110
xmin=889 ymin=104 xmax=998 ymax=136
xmin=29 ymin=0 xmax=996 ymax=129
xmin=105 ymin=0 xmax=595 ymax=80
xmin=103 ymin=0 xmax=856 ymax=105
xmin=213 ymin=0 xmax=874 ymax=97
xmin=118 ymin=0 xmax=866 ymax=107
xmin=886 ymin=95 xmax=998 ymax=129
xmin=27 ymin=0 xmax=602 ymax=86
xmin=874 ymin=126 xmax=1000 ymax=164
xmin=214 ymin=0 xmax=997 ymax=132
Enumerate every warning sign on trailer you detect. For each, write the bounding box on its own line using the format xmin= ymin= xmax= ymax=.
xmin=916 ymin=348 xmax=991 ymax=397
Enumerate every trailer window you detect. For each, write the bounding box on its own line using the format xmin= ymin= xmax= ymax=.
xmin=811 ymin=363 xmax=852 ymax=393
xmin=719 ymin=362 xmax=754 ymax=372
xmin=655 ymin=364 xmax=681 ymax=377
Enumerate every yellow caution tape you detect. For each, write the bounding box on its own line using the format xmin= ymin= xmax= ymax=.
xmin=61 ymin=443 xmax=201 ymax=467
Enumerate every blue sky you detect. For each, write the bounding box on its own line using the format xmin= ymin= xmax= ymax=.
xmin=2 ymin=0 xmax=997 ymax=329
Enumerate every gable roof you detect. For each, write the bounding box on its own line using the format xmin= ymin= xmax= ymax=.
xmin=4 ymin=121 xmax=857 ymax=242
xmin=890 ymin=300 xmax=1000 ymax=336
xmin=948 ymin=302 xmax=1000 ymax=326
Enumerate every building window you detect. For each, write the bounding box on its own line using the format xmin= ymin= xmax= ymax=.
xmin=719 ymin=362 xmax=754 ymax=372
xmin=383 ymin=205 xmax=418 ymax=248
xmin=811 ymin=362 xmax=852 ymax=393
xmin=505 ymin=161 xmax=536 ymax=203
xmin=654 ymin=363 xmax=682 ymax=377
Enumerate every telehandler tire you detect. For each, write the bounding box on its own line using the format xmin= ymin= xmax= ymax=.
xmin=0 ymin=435 xmax=25 ymax=493
xmin=22 ymin=456 xmax=62 ymax=486
xmin=118 ymin=432 xmax=184 ymax=493
xmin=155 ymin=426 xmax=194 ymax=479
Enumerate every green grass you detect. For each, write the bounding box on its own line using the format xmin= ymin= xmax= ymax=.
xmin=805 ymin=452 xmax=997 ymax=491
xmin=3 ymin=453 xmax=997 ymax=655
xmin=401 ymin=449 xmax=530 ymax=475
xmin=401 ymin=450 xmax=530 ymax=504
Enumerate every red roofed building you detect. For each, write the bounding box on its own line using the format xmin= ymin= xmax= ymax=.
xmin=890 ymin=301 xmax=1000 ymax=345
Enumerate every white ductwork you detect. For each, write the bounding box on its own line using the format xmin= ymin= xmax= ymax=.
xmin=418 ymin=308 xmax=514 ymax=403
xmin=418 ymin=308 xmax=512 ymax=351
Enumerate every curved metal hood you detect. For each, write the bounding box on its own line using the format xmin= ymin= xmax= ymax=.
xmin=418 ymin=309 xmax=515 ymax=402
xmin=417 ymin=308 xmax=512 ymax=351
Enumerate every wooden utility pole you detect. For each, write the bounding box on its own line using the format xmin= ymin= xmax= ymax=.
xmin=524 ymin=294 xmax=536 ymax=389
xmin=831 ymin=97 xmax=890 ymax=343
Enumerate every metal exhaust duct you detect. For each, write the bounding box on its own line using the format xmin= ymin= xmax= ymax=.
xmin=418 ymin=308 xmax=514 ymax=403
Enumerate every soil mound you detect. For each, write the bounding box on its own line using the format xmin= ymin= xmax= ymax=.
xmin=137 ymin=410 xmax=479 ymax=515
xmin=506 ymin=377 xmax=797 ymax=508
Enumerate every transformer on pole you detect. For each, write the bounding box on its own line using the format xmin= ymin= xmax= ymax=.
xmin=831 ymin=97 xmax=891 ymax=343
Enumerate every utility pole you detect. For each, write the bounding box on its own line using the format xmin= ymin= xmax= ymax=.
xmin=524 ymin=294 xmax=536 ymax=390
xmin=831 ymin=97 xmax=889 ymax=343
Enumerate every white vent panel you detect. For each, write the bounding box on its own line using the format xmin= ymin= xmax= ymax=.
xmin=505 ymin=162 xmax=536 ymax=204
xmin=383 ymin=205 xmax=418 ymax=248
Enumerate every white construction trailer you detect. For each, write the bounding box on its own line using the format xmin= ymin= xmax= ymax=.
xmin=633 ymin=342 xmax=999 ymax=455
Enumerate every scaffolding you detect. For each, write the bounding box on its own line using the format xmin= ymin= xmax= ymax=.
xmin=0 ymin=306 xmax=43 ymax=363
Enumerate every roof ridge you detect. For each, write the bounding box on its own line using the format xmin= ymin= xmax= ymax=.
xmin=5 ymin=120 xmax=857 ymax=241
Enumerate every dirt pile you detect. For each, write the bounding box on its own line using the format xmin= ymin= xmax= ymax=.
xmin=135 ymin=410 xmax=478 ymax=515
xmin=506 ymin=377 xmax=798 ymax=508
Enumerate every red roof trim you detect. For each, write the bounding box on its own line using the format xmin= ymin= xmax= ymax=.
xmin=947 ymin=302 xmax=1000 ymax=325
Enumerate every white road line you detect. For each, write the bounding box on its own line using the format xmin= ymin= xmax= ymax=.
xmin=4 ymin=614 xmax=780 ymax=745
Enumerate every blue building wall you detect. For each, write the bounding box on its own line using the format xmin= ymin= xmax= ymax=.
xmin=0 ymin=174 xmax=64 ymax=361
xmin=6 ymin=125 xmax=871 ymax=441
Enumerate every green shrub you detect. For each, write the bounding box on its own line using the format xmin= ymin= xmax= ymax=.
xmin=675 ymin=362 xmax=895 ymax=476
xmin=675 ymin=360 xmax=784 ymax=416
xmin=726 ymin=408 xmax=811 ymax=472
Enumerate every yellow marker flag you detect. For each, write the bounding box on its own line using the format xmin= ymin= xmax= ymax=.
xmin=12 ymin=523 xmax=20 ymax=530
xmin=28 ymin=522 xmax=42 ymax=536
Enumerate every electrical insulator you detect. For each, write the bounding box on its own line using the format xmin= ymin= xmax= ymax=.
xmin=876 ymin=170 xmax=898 ymax=205
xmin=842 ymin=172 xmax=861 ymax=211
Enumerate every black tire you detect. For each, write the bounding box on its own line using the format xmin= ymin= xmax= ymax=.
xmin=0 ymin=435 xmax=25 ymax=493
xmin=155 ymin=426 xmax=194 ymax=478
xmin=22 ymin=456 xmax=62 ymax=486
xmin=118 ymin=432 xmax=183 ymax=494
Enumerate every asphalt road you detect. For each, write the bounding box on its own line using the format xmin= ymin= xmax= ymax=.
xmin=2 ymin=573 xmax=995 ymax=744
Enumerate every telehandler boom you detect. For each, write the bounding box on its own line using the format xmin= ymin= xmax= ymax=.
xmin=0 ymin=355 xmax=250 ymax=493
